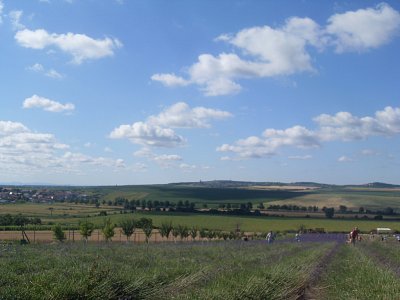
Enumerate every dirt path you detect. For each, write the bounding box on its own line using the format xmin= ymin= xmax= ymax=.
xmin=296 ymin=242 xmax=343 ymax=300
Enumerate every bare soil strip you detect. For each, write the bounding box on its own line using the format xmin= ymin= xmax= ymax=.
xmin=296 ymin=242 xmax=342 ymax=300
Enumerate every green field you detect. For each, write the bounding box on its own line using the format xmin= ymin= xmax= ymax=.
xmin=72 ymin=184 xmax=400 ymax=210
xmin=2 ymin=202 xmax=400 ymax=233
xmin=1 ymin=240 xmax=399 ymax=299
xmin=45 ymin=211 xmax=400 ymax=233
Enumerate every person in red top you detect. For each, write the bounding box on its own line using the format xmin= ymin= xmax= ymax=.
xmin=350 ymin=227 xmax=359 ymax=245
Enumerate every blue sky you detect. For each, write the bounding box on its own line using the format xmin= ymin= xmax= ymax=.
xmin=0 ymin=0 xmax=399 ymax=185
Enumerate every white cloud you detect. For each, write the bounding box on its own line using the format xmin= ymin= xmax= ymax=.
xmin=152 ymin=4 xmax=400 ymax=96
xmin=151 ymin=73 xmax=190 ymax=87
xmin=132 ymin=162 xmax=147 ymax=172
xmin=152 ymin=16 xmax=324 ymax=96
xmin=15 ymin=28 xmax=122 ymax=64
xmin=62 ymin=152 xmax=124 ymax=169
xmin=109 ymin=121 xmax=185 ymax=148
xmin=110 ymin=102 xmax=231 ymax=148
xmin=133 ymin=147 xmax=153 ymax=158
xmin=327 ymin=3 xmax=400 ymax=53
xmin=338 ymin=155 xmax=353 ymax=162
xmin=28 ymin=63 xmax=44 ymax=72
xmin=148 ymin=102 xmax=232 ymax=128
xmin=133 ymin=147 xmax=183 ymax=168
xmin=315 ymin=106 xmax=400 ymax=141
xmin=153 ymin=154 xmax=182 ymax=168
xmin=23 ymin=95 xmax=75 ymax=113
xmin=218 ymin=106 xmax=400 ymax=159
xmin=217 ymin=126 xmax=320 ymax=159
xmin=45 ymin=69 xmax=63 ymax=79
xmin=179 ymin=163 xmax=196 ymax=172
xmin=0 ymin=121 xmax=29 ymax=135
xmin=27 ymin=63 xmax=64 ymax=79
xmin=0 ymin=120 xmax=124 ymax=176
xmin=153 ymin=154 xmax=182 ymax=162
xmin=9 ymin=10 xmax=24 ymax=30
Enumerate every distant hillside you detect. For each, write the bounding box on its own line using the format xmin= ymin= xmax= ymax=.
xmin=362 ymin=182 xmax=400 ymax=188
xmin=171 ymin=180 xmax=333 ymax=188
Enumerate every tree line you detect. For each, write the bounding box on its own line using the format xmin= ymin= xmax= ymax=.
xmin=0 ymin=214 xmax=42 ymax=226
xmin=52 ymin=217 xmax=254 ymax=243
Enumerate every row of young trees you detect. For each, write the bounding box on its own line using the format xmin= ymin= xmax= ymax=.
xmin=52 ymin=218 xmax=245 ymax=243
xmin=0 ymin=214 xmax=42 ymax=226
xmin=267 ymin=205 xmax=319 ymax=212
xmin=52 ymin=217 xmax=155 ymax=243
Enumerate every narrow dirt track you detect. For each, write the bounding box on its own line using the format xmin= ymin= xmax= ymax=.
xmin=296 ymin=242 xmax=343 ymax=300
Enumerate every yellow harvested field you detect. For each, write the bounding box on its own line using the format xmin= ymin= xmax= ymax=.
xmin=0 ymin=203 xmax=120 ymax=217
xmin=269 ymin=194 xmax=356 ymax=209
xmin=247 ymin=185 xmax=319 ymax=191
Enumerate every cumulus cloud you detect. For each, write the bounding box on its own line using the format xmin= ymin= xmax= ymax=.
xmin=327 ymin=3 xmax=400 ymax=53
xmin=15 ymin=28 xmax=122 ymax=64
xmin=109 ymin=122 xmax=185 ymax=148
xmin=110 ymin=102 xmax=232 ymax=148
xmin=23 ymin=95 xmax=75 ymax=113
xmin=148 ymin=102 xmax=232 ymax=128
xmin=133 ymin=147 xmax=183 ymax=168
xmin=152 ymin=3 xmax=400 ymax=96
xmin=152 ymin=16 xmax=325 ymax=96
xmin=0 ymin=120 xmax=124 ymax=174
xmin=218 ymin=106 xmax=400 ymax=159
xmin=151 ymin=73 xmax=190 ymax=87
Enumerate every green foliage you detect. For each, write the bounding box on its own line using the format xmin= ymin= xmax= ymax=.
xmin=189 ymin=226 xmax=198 ymax=240
xmin=159 ymin=222 xmax=173 ymax=239
xmin=119 ymin=219 xmax=136 ymax=241
xmin=199 ymin=228 xmax=207 ymax=239
xmin=324 ymin=207 xmax=335 ymax=218
xmin=176 ymin=225 xmax=189 ymax=241
xmin=136 ymin=217 xmax=152 ymax=229
xmin=172 ymin=226 xmax=180 ymax=240
xmin=79 ymin=220 xmax=95 ymax=242
xmin=52 ymin=224 xmax=66 ymax=242
xmin=102 ymin=218 xmax=115 ymax=242
xmin=141 ymin=219 xmax=153 ymax=243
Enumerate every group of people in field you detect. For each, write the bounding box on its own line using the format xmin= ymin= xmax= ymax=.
xmin=264 ymin=226 xmax=398 ymax=245
xmin=265 ymin=231 xmax=301 ymax=243
xmin=348 ymin=227 xmax=360 ymax=245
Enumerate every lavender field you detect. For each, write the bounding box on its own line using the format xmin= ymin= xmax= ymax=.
xmin=1 ymin=237 xmax=399 ymax=299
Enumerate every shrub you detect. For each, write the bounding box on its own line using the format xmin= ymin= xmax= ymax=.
xmin=53 ymin=224 xmax=66 ymax=242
